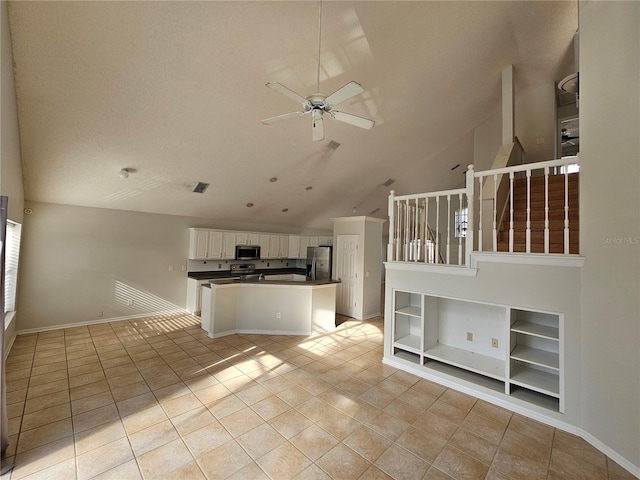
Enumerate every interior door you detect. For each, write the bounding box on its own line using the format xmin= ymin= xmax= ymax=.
xmin=335 ymin=234 xmax=359 ymax=318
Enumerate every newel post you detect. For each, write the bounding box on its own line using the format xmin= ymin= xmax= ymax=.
xmin=465 ymin=165 xmax=475 ymax=267
xmin=388 ymin=190 xmax=396 ymax=261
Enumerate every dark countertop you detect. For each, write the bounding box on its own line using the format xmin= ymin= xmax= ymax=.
xmin=188 ymin=267 xmax=306 ymax=280
xmin=204 ymin=278 xmax=340 ymax=287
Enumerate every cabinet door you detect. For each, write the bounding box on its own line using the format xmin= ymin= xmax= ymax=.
xmin=190 ymin=229 xmax=210 ymax=259
xmin=299 ymin=236 xmax=310 ymax=259
xmin=223 ymin=232 xmax=236 ymax=259
xmin=258 ymin=235 xmax=270 ymax=259
xmin=308 ymin=236 xmax=319 ymax=247
xmin=269 ymin=235 xmax=280 ymax=258
xmin=236 ymin=233 xmax=248 ymax=245
xmin=288 ymin=235 xmax=300 ymax=258
xmin=208 ymin=231 xmax=224 ymax=259
xmin=318 ymin=236 xmax=332 ymax=246
xmin=248 ymin=233 xmax=260 ymax=245
xmin=279 ymin=235 xmax=289 ymax=258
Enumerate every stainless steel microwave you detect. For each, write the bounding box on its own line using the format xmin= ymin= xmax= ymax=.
xmin=235 ymin=245 xmax=260 ymax=260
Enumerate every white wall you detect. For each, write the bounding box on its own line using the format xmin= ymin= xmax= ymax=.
xmin=16 ymin=201 xmax=329 ymax=331
xmin=579 ymin=0 xmax=640 ymax=468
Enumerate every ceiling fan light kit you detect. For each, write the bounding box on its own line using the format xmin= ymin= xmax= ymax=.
xmin=261 ymin=1 xmax=374 ymax=141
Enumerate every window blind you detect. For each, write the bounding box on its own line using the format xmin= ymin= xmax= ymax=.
xmin=4 ymin=221 xmax=21 ymax=314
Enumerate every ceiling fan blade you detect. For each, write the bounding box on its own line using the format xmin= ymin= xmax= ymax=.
xmin=325 ymin=81 xmax=365 ymax=106
xmin=261 ymin=111 xmax=307 ymax=125
xmin=266 ymin=82 xmax=310 ymax=106
xmin=312 ymin=110 xmax=324 ymax=142
xmin=330 ymin=110 xmax=375 ymax=130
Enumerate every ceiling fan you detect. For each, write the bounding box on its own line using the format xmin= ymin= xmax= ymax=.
xmin=261 ymin=2 xmax=375 ymax=142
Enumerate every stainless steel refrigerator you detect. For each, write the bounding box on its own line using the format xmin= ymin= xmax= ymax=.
xmin=306 ymin=246 xmax=332 ymax=280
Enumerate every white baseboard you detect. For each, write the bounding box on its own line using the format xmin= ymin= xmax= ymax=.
xmin=4 ymin=332 xmax=16 ymax=359
xmin=15 ymin=309 xmax=189 ymax=336
xmin=382 ymin=356 xmax=640 ymax=478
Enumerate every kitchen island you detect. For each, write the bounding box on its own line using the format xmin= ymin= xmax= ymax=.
xmin=200 ymin=277 xmax=339 ymax=338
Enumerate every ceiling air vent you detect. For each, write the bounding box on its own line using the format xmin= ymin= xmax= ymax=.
xmin=193 ymin=182 xmax=210 ymax=194
xmin=327 ymin=140 xmax=341 ymax=150
xmin=382 ymin=178 xmax=395 ymax=187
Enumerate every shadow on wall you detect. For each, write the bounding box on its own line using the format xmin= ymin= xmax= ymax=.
xmin=114 ymin=281 xmax=183 ymax=316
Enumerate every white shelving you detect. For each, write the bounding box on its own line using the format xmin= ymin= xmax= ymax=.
xmin=509 ymin=308 xmax=562 ymax=411
xmin=387 ymin=291 xmax=563 ymax=412
xmin=392 ymin=291 xmax=424 ymax=362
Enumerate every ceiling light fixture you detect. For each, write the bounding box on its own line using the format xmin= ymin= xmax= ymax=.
xmin=269 ymin=177 xmax=278 ymax=183
xmin=246 ymin=203 xmax=254 ymax=208
xmin=305 ymin=186 xmax=313 ymax=191
xmin=282 ymin=208 xmax=289 ymax=212
xmin=119 ymin=168 xmax=129 ymax=179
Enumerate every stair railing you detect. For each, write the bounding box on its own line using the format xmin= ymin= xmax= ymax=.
xmin=473 ymin=156 xmax=579 ymax=254
xmin=387 ymin=156 xmax=579 ymax=266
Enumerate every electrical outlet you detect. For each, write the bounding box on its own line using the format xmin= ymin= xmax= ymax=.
xmin=218 ymin=264 xmax=222 ymax=269
xmin=127 ymin=299 xmax=134 ymax=306
xmin=492 ymin=338 xmax=499 ymax=348
xmin=168 ymin=265 xmax=173 ymax=272
xmin=276 ymin=312 xmax=281 ymax=319
xmin=97 ymin=310 xmax=103 ymax=318
xmin=466 ymin=332 xmax=473 ymax=342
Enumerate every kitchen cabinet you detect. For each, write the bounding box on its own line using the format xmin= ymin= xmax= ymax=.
xmin=318 ymin=236 xmax=333 ymax=246
xmin=289 ymin=236 xmax=300 ymax=258
xmin=308 ymin=236 xmax=319 ymax=247
xmin=189 ymin=228 xmax=224 ymax=259
xmin=237 ymin=232 xmax=260 ymax=245
xmin=299 ymin=236 xmax=310 ymax=259
xmin=258 ymin=234 xmax=270 ymax=259
xmin=269 ymin=235 xmax=280 ymax=258
xmin=279 ymin=235 xmax=289 ymax=258
xmin=223 ymin=232 xmax=236 ymax=259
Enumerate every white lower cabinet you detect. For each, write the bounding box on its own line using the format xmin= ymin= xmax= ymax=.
xmin=389 ymin=289 xmax=563 ymax=412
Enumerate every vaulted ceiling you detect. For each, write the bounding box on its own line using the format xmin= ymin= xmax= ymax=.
xmin=7 ymin=1 xmax=577 ymax=230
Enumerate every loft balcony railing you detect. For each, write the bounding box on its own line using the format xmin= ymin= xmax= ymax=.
xmin=387 ymin=156 xmax=580 ymax=267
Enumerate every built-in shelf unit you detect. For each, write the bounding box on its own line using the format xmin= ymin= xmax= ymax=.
xmin=389 ymin=289 xmax=563 ymax=412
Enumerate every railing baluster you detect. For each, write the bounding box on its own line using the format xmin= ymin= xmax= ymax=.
xmin=425 ymin=198 xmax=430 ymax=263
xmin=544 ymin=167 xmax=550 ymax=254
xmin=435 ymin=196 xmax=440 ymax=264
xmin=414 ymin=198 xmax=419 ymax=261
xmin=446 ymin=194 xmax=451 ymax=265
xmin=396 ymin=201 xmax=401 ymax=261
xmin=509 ymin=172 xmax=514 ymax=253
xmin=564 ymin=170 xmax=570 ymax=254
xmin=526 ymin=169 xmax=531 ymax=253
xmin=478 ymin=176 xmax=483 ymax=252
xmin=493 ymin=173 xmax=498 ymax=252
xmin=404 ymin=200 xmax=410 ymax=261
xmin=466 ymin=164 xmax=475 ymax=266
xmin=388 ymin=190 xmax=395 ymax=261
xmin=458 ymin=193 xmax=463 ymax=265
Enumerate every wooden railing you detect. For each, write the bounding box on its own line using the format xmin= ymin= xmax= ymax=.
xmin=387 ymin=156 xmax=579 ymax=266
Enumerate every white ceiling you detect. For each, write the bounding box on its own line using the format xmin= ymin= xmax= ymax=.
xmin=7 ymin=1 xmax=577 ymax=230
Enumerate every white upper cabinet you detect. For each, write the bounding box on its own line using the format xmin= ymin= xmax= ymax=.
xmin=189 ymin=229 xmax=210 ymax=259
xmin=248 ymin=233 xmax=260 ymax=245
xmin=190 ymin=228 xmax=333 ymax=260
xmin=269 ymin=235 xmax=280 ymax=259
xmin=258 ymin=234 xmax=270 ymax=258
xmin=223 ymin=232 xmax=236 ymax=259
xmin=299 ymin=236 xmax=310 ymax=259
xmin=236 ymin=232 xmax=248 ymax=245
xmin=279 ymin=235 xmax=289 ymax=258
xmin=318 ymin=236 xmax=333 ymax=246
xmin=288 ymin=235 xmax=300 ymax=258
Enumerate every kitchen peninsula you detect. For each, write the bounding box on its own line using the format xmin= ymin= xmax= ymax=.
xmin=200 ymin=277 xmax=339 ymax=338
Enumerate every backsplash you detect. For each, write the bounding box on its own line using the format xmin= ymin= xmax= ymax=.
xmin=188 ymin=259 xmax=305 ymax=273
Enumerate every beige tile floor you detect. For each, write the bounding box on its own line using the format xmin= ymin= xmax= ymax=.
xmin=1 ymin=313 xmax=637 ymax=480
